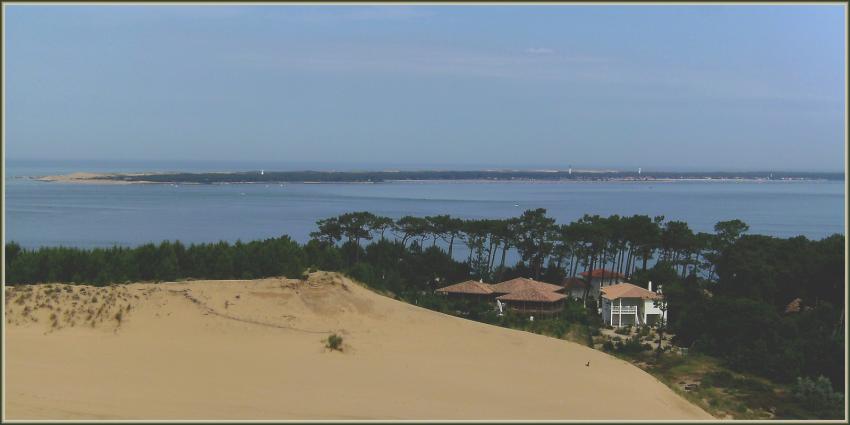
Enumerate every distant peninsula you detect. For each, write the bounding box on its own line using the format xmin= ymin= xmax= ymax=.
xmin=33 ymin=170 xmax=845 ymax=184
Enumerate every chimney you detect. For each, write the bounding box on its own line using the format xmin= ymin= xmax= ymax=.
xmin=648 ymin=281 xmax=653 ymax=292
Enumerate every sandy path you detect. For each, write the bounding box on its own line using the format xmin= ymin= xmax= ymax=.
xmin=4 ymin=273 xmax=713 ymax=420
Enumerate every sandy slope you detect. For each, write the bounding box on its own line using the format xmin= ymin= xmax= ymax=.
xmin=4 ymin=272 xmax=712 ymax=420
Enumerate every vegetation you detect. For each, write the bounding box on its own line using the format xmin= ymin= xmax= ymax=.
xmin=90 ymin=170 xmax=845 ymax=184
xmin=5 ymin=209 xmax=844 ymax=418
xmin=326 ymin=333 xmax=344 ymax=351
xmin=613 ymin=351 xmax=843 ymax=420
xmin=791 ymin=376 xmax=844 ymax=418
xmin=4 ymin=236 xmax=305 ymax=285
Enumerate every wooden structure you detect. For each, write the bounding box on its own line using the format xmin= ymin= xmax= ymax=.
xmin=490 ymin=277 xmax=565 ymax=296
xmin=496 ymin=287 xmax=567 ymax=315
xmin=437 ymin=276 xmax=569 ymax=315
xmin=435 ymin=280 xmax=494 ymax=300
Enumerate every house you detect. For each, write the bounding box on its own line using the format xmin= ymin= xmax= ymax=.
xmin=435 ymin=280 xmax=494 ymax=300
xmin=600 ymin=281 xmax=665 ymax=327
xmin=490 ymin=277 xmax=565 ymax=296
xmin=437 ymin=277 xmax=567 ymax=316
xmin=784 ymin=298 xmax=806 ymax=314
xmin=562 ymin=277 xmax=588 ymax=300
xmin=579 ymin=268 xmax=626 ymax=301
xmin=496 ymin=287 xmax=567 ymax=315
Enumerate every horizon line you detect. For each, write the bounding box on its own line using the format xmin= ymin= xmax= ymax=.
xmin=5 ymin=158 xmax=845 ymax=174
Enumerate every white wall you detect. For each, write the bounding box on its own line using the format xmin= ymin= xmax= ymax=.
xmin=644 ymin=299 xmax=666 ymax=325
xmin=644 ymin=299 xmax=664 ymax=315
xmin=602 ymin=297 xmax=642 ymax=327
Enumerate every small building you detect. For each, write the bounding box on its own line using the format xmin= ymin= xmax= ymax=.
xmin=496 ymin=287 xmax=567 ymax=315
xmin=562 ymin=277 xmax=588 ymax=300
xmin=490 ymin=277 xmax=565 ymax=296
xmin=785 ymin=298 xmax=804 ymax=314
xmin=600 ymin=282 xmax=665 ymax=327
xmin=435 ymin=280 xmax=494 ymax=300
xmin=579 ymin=268 xmax=627 ymax=301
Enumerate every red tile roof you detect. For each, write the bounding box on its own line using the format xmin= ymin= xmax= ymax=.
xmin=490 ymin=277 xmax=564 ymax=294
xmin=436 ymin=280 xmax=494 ymax=295
xmin=580 ymin=269 xmax=626 ymax=279
xmin=496 ymin=287 xmax=567 ymax=303
xmin=601 ymin=283 xmax=662 ymax=301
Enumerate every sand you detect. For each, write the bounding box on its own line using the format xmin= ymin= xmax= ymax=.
xmin=34 ymin=172 xmax=153 ymax=184
xmin=4 ymin=272 xmax=713 ymax=420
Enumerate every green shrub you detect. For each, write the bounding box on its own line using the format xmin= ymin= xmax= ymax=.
xmin=791 ymin=376 xmax=843 ymax=409
xmin=602 ymin=340 xmax=615 ymax=352
xmin=615 ymin=325 xmax=631 ymax=335
xmin=617 ymin=335 xmax=646 ymax=355
xmin=326 ymin=333 xmax=344 ymax=351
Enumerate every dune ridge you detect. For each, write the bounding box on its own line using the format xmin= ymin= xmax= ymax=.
xmin=5 ymin=272 xmax=713 ymax=420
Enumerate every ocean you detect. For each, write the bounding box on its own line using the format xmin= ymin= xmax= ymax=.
xmin=4 ymin=160 xmax=846 ymax=251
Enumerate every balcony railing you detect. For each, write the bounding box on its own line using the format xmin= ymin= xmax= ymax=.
xmin=611 ymin=306 xmax=638 ymax=314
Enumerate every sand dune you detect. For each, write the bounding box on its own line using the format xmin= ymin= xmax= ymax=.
xmin=4 ymin=272 xmax=712 ymax=420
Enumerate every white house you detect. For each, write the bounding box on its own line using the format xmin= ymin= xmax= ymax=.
xmin=561 ymin=277 xmax=588 ymax=300
xmin=600 ymin=281 xmax=665 ymax=327
xmin=579 ymin=268 xmax=627 ymax=301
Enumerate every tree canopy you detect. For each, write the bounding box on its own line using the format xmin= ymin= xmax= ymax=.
xmin=5 ymin=210 xmax=844 ymax=392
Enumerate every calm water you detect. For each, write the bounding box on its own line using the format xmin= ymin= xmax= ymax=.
xmin=4 ymin=160 xmax=846 ymax=250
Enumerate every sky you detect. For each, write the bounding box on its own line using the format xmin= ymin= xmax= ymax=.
xmin=4 ymin=5 xmax=846 ymax=171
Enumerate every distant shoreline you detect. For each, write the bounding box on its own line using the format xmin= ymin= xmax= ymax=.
xmin=31 ymin=170 xmax=844 ymax=185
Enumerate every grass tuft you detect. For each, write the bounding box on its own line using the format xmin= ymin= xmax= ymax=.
xmin=325 ymin=333 xmax=344 ymax=351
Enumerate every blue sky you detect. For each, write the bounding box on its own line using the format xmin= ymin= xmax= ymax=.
xmin=5 ymin=5 xmax=846 ymax=171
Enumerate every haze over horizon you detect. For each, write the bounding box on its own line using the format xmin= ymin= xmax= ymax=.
xmin=5 ymin=5 xmax=846 ymax=172
xmin=6 ymin=157 xmax=845 ymax=174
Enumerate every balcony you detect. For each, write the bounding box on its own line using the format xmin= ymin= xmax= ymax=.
xmin=611 ymin=306 xmax=638 ymax=314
